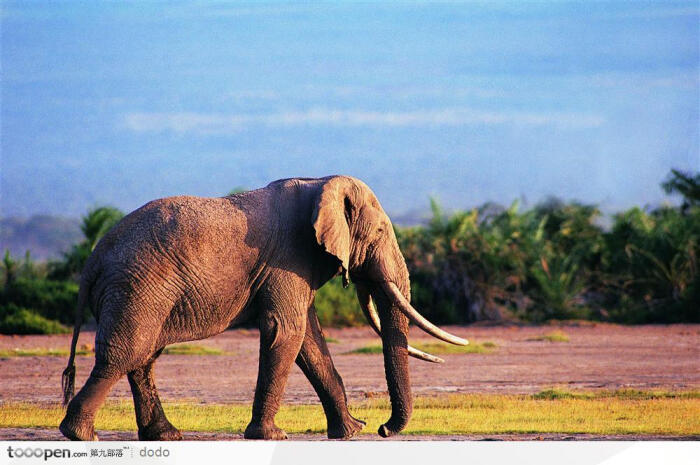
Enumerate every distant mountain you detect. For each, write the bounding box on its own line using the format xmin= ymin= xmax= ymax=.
xmin=0 ymin=216 xmax=83 ymax=261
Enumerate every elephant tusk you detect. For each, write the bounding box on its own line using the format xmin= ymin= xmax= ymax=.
xmin=407 ymin=345 xmax=445 ymax=363
xmin=356 ymin=283 xmax=382 ymax=334
xmin=382 ymin=281 xmax=469 ymax=346
xmin=355 ymin=283 xmax=444 ymax=363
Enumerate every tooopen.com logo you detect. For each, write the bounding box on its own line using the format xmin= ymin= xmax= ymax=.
xmin=7 ymin=446 xmax=79 ymax=461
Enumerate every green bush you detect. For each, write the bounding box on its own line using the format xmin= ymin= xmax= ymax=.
xmin=314 ymin=277 xmax=365 ymax=327
xmin=397 ymin=198 xmax=601 ymax=323
xmin=602 ymin=205 xmax=699 ymax=323
xmin=0 ymin=278 xmax=80 ymax=324
xmin=0 ymin=304 xmax=70 ymax=335
xmin=396 ymin=171 xmax=699 ymax=324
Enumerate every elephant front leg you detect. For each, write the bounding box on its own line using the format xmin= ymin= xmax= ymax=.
xmin=244 ymin=306 xmax=306 ymax=440
xmin=296 ymin=305 xmax=365 ymax=439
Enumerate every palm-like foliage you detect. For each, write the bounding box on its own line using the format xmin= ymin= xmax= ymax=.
xmin=49 ymin=206 xmax=124 ymax=280
xmin=398 ymin=198 xmax=598 ymax=322
xmin=528 ymin=255 xmax=587 ymax=321
xmin=662 ymin=169 xmax=699 ymax=212
xmin=604 ymin=204 xmax=698 ymax=322
xmin=80 ymin=206 xmax=124 ymax=251
xmin=397 ymin=172 xmax=697 ymax=324
xmin=1 ymin=250 xmax=18 ymax=290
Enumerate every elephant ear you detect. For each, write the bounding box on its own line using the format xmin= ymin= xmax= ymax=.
xmin=312 ymin=177 xmax=355 ymax=288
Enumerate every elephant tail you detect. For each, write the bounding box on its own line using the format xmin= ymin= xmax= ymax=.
xmin=62 ymin=274 xmax=91 ymax=406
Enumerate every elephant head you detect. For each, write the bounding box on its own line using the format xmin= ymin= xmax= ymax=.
xmin=312 ymin=176 xmax=468 ymax=437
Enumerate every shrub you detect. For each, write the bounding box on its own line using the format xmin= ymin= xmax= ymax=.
xmin=397 ymin=198 xmax=602 ymax=323
xmin=603 ymin=205 xmax=699 ymax=323
xmin=0 ymin=305 xmax=70 ymax=335
xmin=396 ymin=171 xmax=698 ymax=325
xmin=0 ymin=278 xmax=80 ymax=324
xmin=314 ymin=277 xmax=365 ymax=327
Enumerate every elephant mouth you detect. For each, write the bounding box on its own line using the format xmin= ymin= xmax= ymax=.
xmin=354 ymin=281 xmax=468 ymax=364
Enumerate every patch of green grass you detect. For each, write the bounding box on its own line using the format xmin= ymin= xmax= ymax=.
xmin=532 ymin=389 xmax=591 ymax=400
xmin=0 ymin=344 xmax=225 ymax=358
xmin=162 ymin=344 xmax=224 ymax=356
xmin=527 ymin=330 xmax=570 ymax=342
xmin=1 ymin=390 xmax=698 ymax=436
xmin=0 ymin=347 xmax=92 ymax=358
xmin=324 ymin=336 xmax=340 ymax=344
xmin=413 ymin=341 xmax=497 ymax=354
xmin=347 ymin=344 xmax=384 ymax=354
xmin=346 ymin=341 xmax=497 ymax=355
xmin=532 ymin=388 xmax=700 ymax=401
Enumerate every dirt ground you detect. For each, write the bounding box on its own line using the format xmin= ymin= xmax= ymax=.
xmin=1 ymin=323 xmax=698 ymax=440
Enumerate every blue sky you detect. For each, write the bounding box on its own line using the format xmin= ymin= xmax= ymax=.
xmin=1 ymin=1 xmax=698 ymax=218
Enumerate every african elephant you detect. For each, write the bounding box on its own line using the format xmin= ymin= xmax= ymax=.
xmin=59 ymin=175 xmax=467 ymax=441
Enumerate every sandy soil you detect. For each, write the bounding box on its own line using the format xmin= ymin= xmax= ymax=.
xmin=1 ymin=323 xmax=698 ymax=440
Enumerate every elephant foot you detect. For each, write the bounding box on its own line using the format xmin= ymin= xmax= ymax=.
xmin=328 ymin=415 xmax=365 ymax=439
xmin=59 ymin=415 xmax=98 ymax=441
xmin=244 ymin=422 xmax=288 ymax=440
xmin=138 ymin=419 xmax=183 ymax=441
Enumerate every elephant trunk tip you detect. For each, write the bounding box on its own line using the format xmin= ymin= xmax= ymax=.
xmin=377 ymin=408 xmax=412 ymax=438
xmin=378 ymin=424 xmax=394 ymax=438
xmin=378 ymin=419 xmax=407 ymax=438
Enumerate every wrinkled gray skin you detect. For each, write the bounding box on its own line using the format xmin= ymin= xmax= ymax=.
xmin=60 ymin=176 xmax=418 ymax=441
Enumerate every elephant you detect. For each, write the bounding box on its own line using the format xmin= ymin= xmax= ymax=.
xmin=59 ymin=175 xmax=467 ymax=441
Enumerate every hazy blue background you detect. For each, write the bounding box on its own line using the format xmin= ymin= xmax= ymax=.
xmin=2 ymin=1 xmax=698 ymax=219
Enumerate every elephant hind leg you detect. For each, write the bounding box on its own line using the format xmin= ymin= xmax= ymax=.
xmin=60 ymin=302 xmax=165 ymax=441
xmin=127 ymin=350 xmax=182 ymax=441
xmin=296 ymin=305 xmax=364 ymax=439
xmin=60 ymin=366 xmax=120 ymax=441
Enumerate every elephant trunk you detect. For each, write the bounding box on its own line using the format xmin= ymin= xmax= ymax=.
xmin=356 ymin=283 xmax=444 ymax=363
xmin=372 ymin=285 xmax=413 ymax=437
